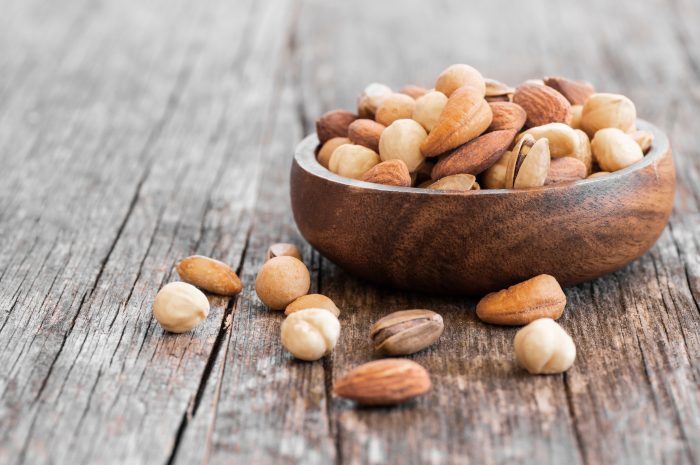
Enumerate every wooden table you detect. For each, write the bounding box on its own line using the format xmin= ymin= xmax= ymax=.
xmin=1 ymin=0 xmax=699 ymax=463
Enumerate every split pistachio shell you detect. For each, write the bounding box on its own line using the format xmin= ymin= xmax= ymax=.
xmin=370 ymin=309 xmax=444 ymax=355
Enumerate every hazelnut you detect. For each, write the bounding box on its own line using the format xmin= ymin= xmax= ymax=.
xmin=281 ymin=308 xmax=340 ymax=361
xmin=265 ymin=243 xmax=303 ymax=262
xmin=357 ymin=82 xmax=392 ymax=118
xmin=514 ymin=318 xmax=576 ymax=374
xmin=375 ymin=93 xmax=416 ymax=126
xmin=378 ymin=119 xmax=427 ymax=172
xmin=580 ymin=93 xmax=636 ymax=137
xmin=412 ymin=91 xmax=448 ymax=132
xmin=328 ymin=144 xmax=380 ymax=179
xmin=317 ymin=137 xmax=350 ymax=169
xmin=628 ymin=129 xmax=653 ymax=153
xmin=570 ymin=104 xmax=583 ymax=129
xmin=255 ymin=256 xmax=310 ymax=310
xmin=435 ymin=64 xmax=486 ymax=97
xmin=285 ymin=294 xmax=340 ymax=317
xmin=153 ymin=282 xmax=210 ymax=333
xmin=591 ymin=128 xmax=643 ymax=172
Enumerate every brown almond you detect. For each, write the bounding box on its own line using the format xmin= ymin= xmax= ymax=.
xmin=544 ymin=76 xmax=595 ymax=105
xmin=545 ymin=157 xmax=587 ymax=185
xmin=347 ymin=119 xmax=385 ymax=152
xmin=333 ymin=359 xmax=431 ymax=405
xmin=176 ymin=255 xmax=242 ymax=296
xmin=488 ymin=102 xmax=527 ymax=132
xmin=411 ymin=159 xmax=435 ymax=186
xmin=399 ymin=85 xmax=429 ymax=99
xmin=476 ymin=274 xmax=566 ymax=325
xmin=513 ymin=83 xmax=572 ymax=128
xmin=316 ymin=110 xmax=358 ymax=144
xmin=265 ymin=243 xmax=303 ymax=262
xmin=360 ymin=159 xmax=411 ymax=187
xmin=427 ymin=173 xmax=476 ymax=191
xmin=420 ymin=86 xmax=493 ymax=157
xmin=431 ymin=130 xmax=516 ymax=179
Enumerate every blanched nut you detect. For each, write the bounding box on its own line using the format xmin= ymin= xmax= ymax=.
xmin=255 ymin=256 xmax=310 ymax=310
xmin=357 ymin=82 xmax=392 ymax=118
xmin=481 ymin=150 xmax=514 ymax=189
xmin=375 ymin=93 xmax=416 ymax=126
xmin=317 ymin=137 xmax=350 ymax=169
xmin=328 ymin=144 xmax=380 ymax=179
xmin=378 ymin=119 xmax=428 ymax=172
xmin=628 ymin=129 xmax=654 ymax=153
xmin=580 ymin=93 xmax=636 ymax=137
xmin=153 ymin=282 xmax=210 ymax=333
xmin=427 ymin=174 xmax=476 ymax=191
xmin=572 ymin=129 xmax=593 ymax=175
xmin=435 ymin=64 xmax=486 ymax=97
xmin=285 ymin=294 xmax=340 ymax=317
xmin=514 ymin=318 xmax=576 ymax=374
xmin=281 ymin=308 xmax=340 ymax=361
xmin=591 ymin=128 xmax=643 ymax=172
xmin=519 ymin=123 xmax=579 ymax=157
xmin=412 ymin=91 xmax=448 ymax=132
xmin=570 ymin=105 xmax=583 ymax=129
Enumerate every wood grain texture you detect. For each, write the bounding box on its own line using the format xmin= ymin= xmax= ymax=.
xmin=0 ymin=0 xmax=699 ymax=464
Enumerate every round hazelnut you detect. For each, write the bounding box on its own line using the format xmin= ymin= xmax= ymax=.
xmin=317 ymin=137 xmax=350 ymax=169
xmin=412 ymin=91 xmax=448 ymax=132
xmin=153 ymin=282 xmax=210 ymax=333
xmin=265 ymin=243 xmax=303 ymax=262
xmin=580 ymin=93 xmax=636 ymax=137
xmin=357 ymin=82 xmax=392 ymax=118
xmin=514 ymin=318 xmax=576 ymax=374
xmin=255 ymin=256 xmax=310 ymax=310
xmin=375 ymin=93 xmax=416 ymax=126
xmin=285 ymin=294 xmax=340 ymax=317
xmin=328 ymin=144 xmax=380 ymax=179
xmin=591 ymin=128 xmax=643 ymax=172
xmin=281 ymin=308 xmax=340 ymax=361
xmin=434 ymin=64 xmax=486 ymax=97
xmin=378 ymin=119 xmax=428 ymax=172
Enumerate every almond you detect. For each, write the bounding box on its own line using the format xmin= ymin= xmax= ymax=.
xmin=420 ymin=86 xmax=492 ymax=157
xmin=431 ymin=129 xmax=516 ymax=178
xmin=316 ymin=110 xmax=358 ymax=144
xmin=544 ymin=76 xmax=595 ymax=105
xmin=487 ymin=102 xmax=526 ymax=132
xmin=476 ymin=274 xmax=566 ymax=325
xmin=545 ymin=157 xmax=587 ymax=185
xmin=332 ymin=359 xmax=431 ymax=405
xmin=360 ymin=159 xmax=411 ymax=187
xmin=513 ymin=83 xmax=572 ymax=128
xmin=399 ymin=84 xmax=429 ymax=99
xmin=348 ymin=119 xmax=385 ymax=152
xmin=176 ymin=255 xmax=242 ymax=296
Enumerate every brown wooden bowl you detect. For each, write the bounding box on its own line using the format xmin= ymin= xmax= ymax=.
xmin=290 ymin=120 xmax=675 ymax=295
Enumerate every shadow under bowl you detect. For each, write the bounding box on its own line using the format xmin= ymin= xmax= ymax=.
xmin=290 ymin=120 xmax=675 ymax=295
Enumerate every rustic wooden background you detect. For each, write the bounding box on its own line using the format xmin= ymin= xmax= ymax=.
xmin=1 ymin=0 xmax=699 ymax=464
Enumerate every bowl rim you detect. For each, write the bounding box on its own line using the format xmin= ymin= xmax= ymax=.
xmin=293 ymin=119 xmax=669 ymax=196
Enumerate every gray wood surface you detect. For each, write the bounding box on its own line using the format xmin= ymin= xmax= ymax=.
xmin=0 ymin=0 xmax=698 ymax=464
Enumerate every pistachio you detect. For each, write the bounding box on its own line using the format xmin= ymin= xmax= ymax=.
xmin=505 ymin=136 xmax=551 ymax=189
xmin=370 ymin=309 xmax=444 ymax=355
xmin=484 ymin=78 xmax=515 ymax=102
xmin=427 ymin=173 xmax=476 ymax=191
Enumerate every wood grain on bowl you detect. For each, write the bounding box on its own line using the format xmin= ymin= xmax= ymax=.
xmin=290 ymin=120 xmax=675 ymax=295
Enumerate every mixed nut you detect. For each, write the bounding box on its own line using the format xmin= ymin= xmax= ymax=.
xmin=314 ymin=64 xmax=652 ymax=191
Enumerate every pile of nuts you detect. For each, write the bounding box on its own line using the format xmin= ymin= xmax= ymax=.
xmin=152 ymin=244 xmax=578 ymax=405
xmin=314 ymin=64 xmax=653 ymax=191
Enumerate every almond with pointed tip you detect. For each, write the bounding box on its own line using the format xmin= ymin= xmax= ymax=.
xmin=176 ymin=255 xmax=242 ymax=296
xmin=360 ymin=159 xmax=411 ymax=187
xmin=476 ymin=274 xmax=566 ymax=325
xmin=488 ymin=102 xmax=526 ymax=132
xmin=544 ymin=76 xmax=595 ymax=105
xmin=348 ymin=119 xmax=385 ymax=152
xmin=420 ymin=86 xmax=492 ymax=157
xmin=513 ymin=83 xmax=572 ymax=128
xmin=333 ymin=359 xmax=431 ymax=405
xmin=545 ymin=157 xmax=587 ymax=185
xmin=316 ymin=110 xmax=358 ymax=144
xmin=431 ymin=129 xmax=516 ymax=179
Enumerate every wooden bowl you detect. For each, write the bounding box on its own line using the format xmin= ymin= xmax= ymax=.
xmin=290 ymin=120 xmax=675 ymax=295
